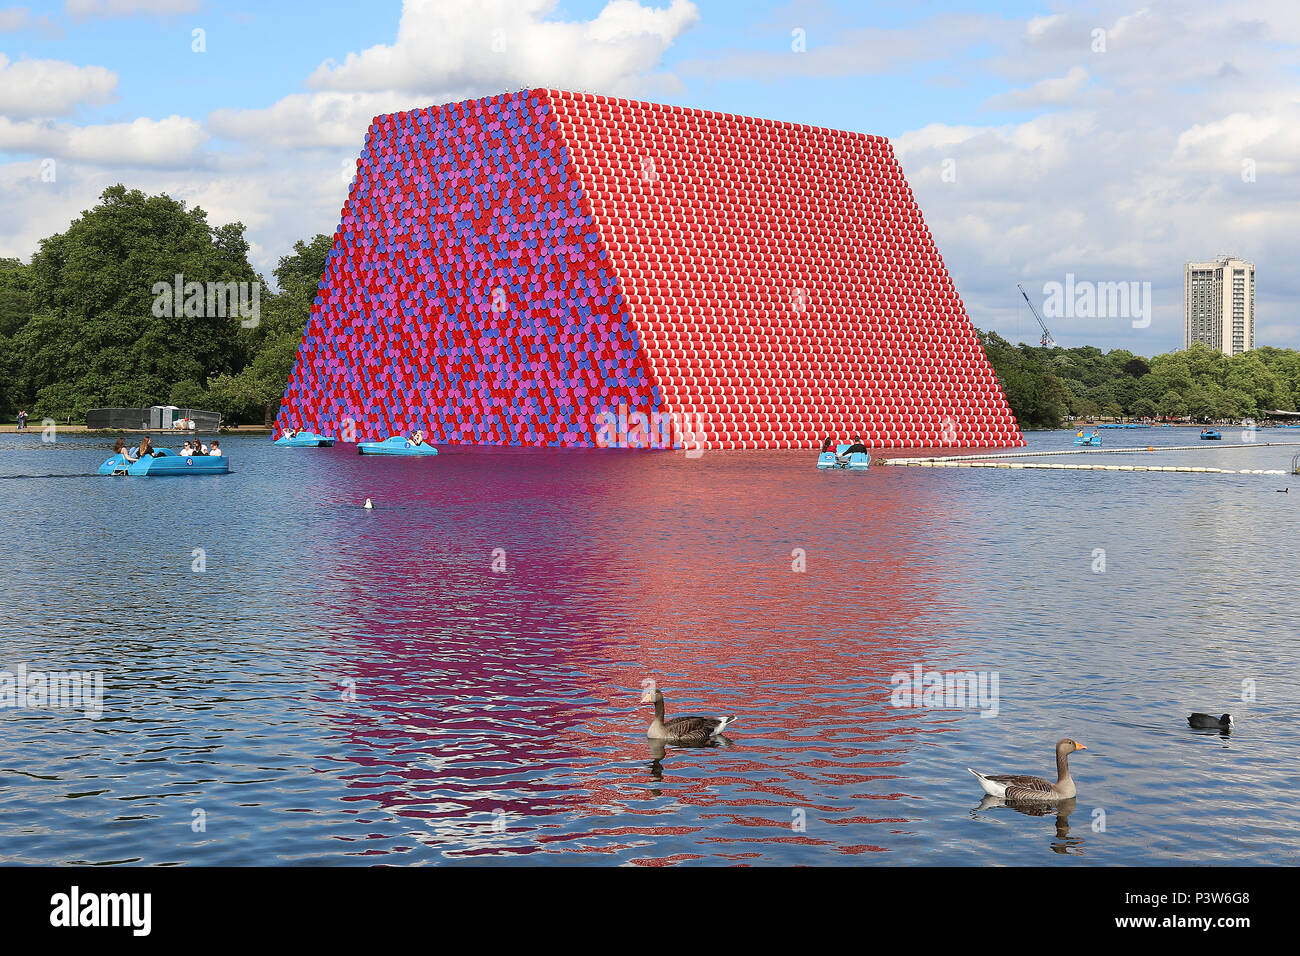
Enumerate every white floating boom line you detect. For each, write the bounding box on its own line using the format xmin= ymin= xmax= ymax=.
xmin=883 ymin=441 xmax=1300 ymax=476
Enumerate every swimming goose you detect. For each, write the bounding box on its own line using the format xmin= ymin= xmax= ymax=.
xmin=1188 ymin=713 xmax=1233 ymax=729
xmin=969 ymin=738 xmax=1088 ymax=802
xmin=641 ymin=688 xmax=735 ymax=744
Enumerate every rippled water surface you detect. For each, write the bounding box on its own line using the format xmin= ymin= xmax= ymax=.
xmin=2 ymin=428 xmax=1298 ymax=865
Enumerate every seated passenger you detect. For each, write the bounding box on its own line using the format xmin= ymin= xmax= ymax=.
xmin=839 ymin=435 xmax=869 ymax=458
xmin=180 ymin=440 xmax=195 ymax=456
xmin=208 ymin=440 xmax=223 ymax=457
xmin=820 ymin=436 xmax=835 ymax=453
xmin=409 ymin=430 xmax=426 ymax=446
xmin=112 ymin=438 xmax=138 ymax=464
xmin=136 ymin=436 xmax=155 ymax=458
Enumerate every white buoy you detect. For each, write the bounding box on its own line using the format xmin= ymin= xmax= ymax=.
xmin=364 ymin=498 xmax=373 ymax=510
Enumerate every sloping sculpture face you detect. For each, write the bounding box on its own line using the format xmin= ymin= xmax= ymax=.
xmin=276 ymin=89 xmax=1025 ymax=451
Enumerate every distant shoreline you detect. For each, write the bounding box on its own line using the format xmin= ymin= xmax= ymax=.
xmin=1032 ymin=421 xmax=1291 ymax=431
xmin=0 ymin=425 xmax=272 ymax=435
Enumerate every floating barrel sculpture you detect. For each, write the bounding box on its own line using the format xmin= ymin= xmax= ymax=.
xmin=275 ymin=90 xmax=1025 ymax=451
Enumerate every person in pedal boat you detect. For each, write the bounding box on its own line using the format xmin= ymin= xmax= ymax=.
xmin=113 ymin=438 xmax=139 ymax=464
xmin=838 ymin=435 xmax=868 ymax=461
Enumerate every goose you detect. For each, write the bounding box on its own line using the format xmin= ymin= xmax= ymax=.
xmin=969 ymin=738 xmax=1088 ymax=801
xmin=1188 ymin=713 xmax=1233 ymax=729
xmin=641 ymin=688 xmax=735 ymax=744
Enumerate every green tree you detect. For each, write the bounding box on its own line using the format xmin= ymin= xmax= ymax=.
xmin=1122 ymin=356 xmax=1150 ymax=378
xmin=1085 ymin=382 xmax=1119 ymax=411
xmin=205 ymin=369 xmax=275 ymax=423
xmin=0 ymin=258 xmax=33 ymax=337
xmin=170 ymin=379 xmax=207 ymax=409
xmin=978 ymin=330 xmax=1067 ymax=428
xmin=1130 ymin=397 xmax=1158 ymax=420
xmin=1218 ymin=388 xmax=1253 ymax=419
xmin=1254 ymin=347 xmax=1300 ymax=410
xmin=1159 ymin=390 xmax=1188 ymax=419
xmin=17 ymin=185 xmax=259 ymax=418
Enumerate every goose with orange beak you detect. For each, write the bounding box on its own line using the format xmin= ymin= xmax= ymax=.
xmin=641 ymin=687 xmax=735 ymax=744
xmin=969 ymin=738 xmax=1089 ymax=801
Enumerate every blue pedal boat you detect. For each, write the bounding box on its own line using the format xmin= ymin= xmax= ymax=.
xmin=1200 ymin=429 xmax=1222 ymax=440
xmin=817 ymin=445 xmax=871 ymax=470
xmin=274 ymin=431 xmax=335 ymax=447
xmin=98 ymin=448 xmax=229 ymax=476
xmin=357 ymin=436 xmax=439 ymax=456
xmin=1073 ymin=433 xmax=1103 ymax=446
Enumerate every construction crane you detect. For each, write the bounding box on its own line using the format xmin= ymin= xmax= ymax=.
xmin=1017 ymin=282 xmax=1057 ymax=347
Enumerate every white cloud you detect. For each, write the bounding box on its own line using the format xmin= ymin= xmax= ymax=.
xmin=1025 ymin=14 xmax=1064 ymax=40
xmin=68 ymin=115 xmax=207 ymax=165
xmin=0 ymin=114 xmax=207 ymax=166
xmin=679 ymin=14 xmax=995 ymax=81
xmin=0 ymin=159 xmax=99 ymax=257
xmin=306 ymin=0 xmax=699 ymax=95
xmin=893 ymin=122 xmax=985 ymax=153
xmin=0 ymin=54 xmax=117 ymax=117
xmin=0 ymin=152 xmax=350 ymax=280
xmin=210 ymin=0 xmax=700 ymax=151
xmin=208 ymin=91 xmax=433 ymax=150
xmin=64 ymin=0 xmax=199 ymax=18
xmin=0 ymin=6 xmax=56 ymax=33
xmin=1174 ymin=111 xmax=1290 ymax=165
xmin=985 ymin=66 xmax=1090 ymax=110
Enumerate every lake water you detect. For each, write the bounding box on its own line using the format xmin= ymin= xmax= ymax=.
xmin=2 ymin=426 xmax=1298 ymax=865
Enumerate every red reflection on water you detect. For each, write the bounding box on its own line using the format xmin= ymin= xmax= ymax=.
xmin=306 ymin=448 xmax=979 ymax=860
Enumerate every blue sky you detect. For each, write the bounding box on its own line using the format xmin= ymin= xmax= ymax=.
xmin=2 ymin=0 xmax=1297 ymax=354
xmin=3 ymin=2 xmax=404 ymax=122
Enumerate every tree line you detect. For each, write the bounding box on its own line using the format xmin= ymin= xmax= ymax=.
xmin=979 ymin=330 xmax=1300 ymax=429
xmin=2 ymin=186 xmax=1298 ymax=431
xmin=0 ymin=185 xmax=328 ymax=425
